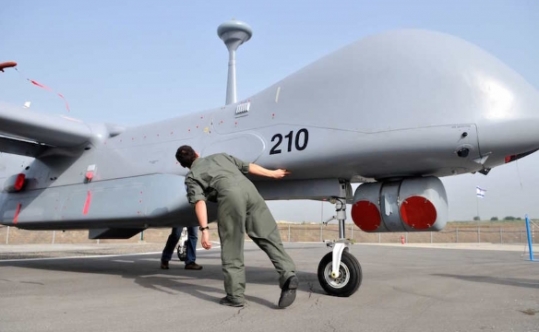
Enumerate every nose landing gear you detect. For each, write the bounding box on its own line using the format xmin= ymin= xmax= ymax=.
xmin=176 ymin=227 xmax=188 ymax=261
xmin=317 ymin=181 xmax=362 ymax=297
xmin=318 ymin=243 xmax=362 ymax=296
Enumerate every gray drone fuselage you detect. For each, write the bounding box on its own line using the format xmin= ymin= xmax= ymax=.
xmin=1 ymin=29 xmax=538 ymax=234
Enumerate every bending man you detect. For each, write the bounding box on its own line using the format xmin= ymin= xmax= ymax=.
xmin=176 ymin=145 xmax=298 ymax=308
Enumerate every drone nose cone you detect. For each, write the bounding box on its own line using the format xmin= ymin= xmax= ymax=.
xmin=476 ymin=74 xmax=539 ymax=168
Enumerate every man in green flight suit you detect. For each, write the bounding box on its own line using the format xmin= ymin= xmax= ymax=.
xmin=176 ymin=145 xmax=298 ymax=308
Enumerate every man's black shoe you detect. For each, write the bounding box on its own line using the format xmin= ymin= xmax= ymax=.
xmin=219 ymin=297 xmax=244 ymax=307
xmin=278 ymin=275 xmax=298 ymax=308
xmin=160 ymin=260 xmax=169 ymax=270
xmin=185 ymin=262 xmax=203 ymax=270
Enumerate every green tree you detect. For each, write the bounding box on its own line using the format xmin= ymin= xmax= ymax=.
xmin=473 ymin=216 xmax=480 ymax=221
xmin=504 ymin=216 xmax=516 ymax=221
xmin=490 ymin=217 xmax=498 ymax=221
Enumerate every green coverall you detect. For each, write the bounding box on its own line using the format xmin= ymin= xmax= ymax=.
xmin=185 ymin=153 xmax=296 ymax=303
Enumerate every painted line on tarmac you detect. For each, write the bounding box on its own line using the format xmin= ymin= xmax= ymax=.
xmin=0 ymin=247 xmax=220 ymax=263
xmin=0 ymin=251 xmax=162 ymax=263
xmin=112 ymin=260 xmax=135 ymax=263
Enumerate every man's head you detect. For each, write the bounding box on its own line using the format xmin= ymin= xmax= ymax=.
xmin=176 ymin=145 xmax=198 ymax=168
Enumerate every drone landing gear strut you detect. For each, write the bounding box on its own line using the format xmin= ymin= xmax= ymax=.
xmin=317 ymin=181 xmax=362 ymax=297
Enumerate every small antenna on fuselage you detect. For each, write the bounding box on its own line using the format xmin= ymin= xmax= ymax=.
xmin=217 ymin=19 xmax=252 ymax=105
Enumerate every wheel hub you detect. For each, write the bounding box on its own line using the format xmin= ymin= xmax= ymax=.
xmin=324 ymin=262 xmax=350 ymax=288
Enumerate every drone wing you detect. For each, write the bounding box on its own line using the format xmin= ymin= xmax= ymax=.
xmin=0 ymin=102 xmax=93 ymax=157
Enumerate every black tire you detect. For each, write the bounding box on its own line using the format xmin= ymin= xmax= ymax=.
xmin=317 ymin=249 xmax=362 ymax=297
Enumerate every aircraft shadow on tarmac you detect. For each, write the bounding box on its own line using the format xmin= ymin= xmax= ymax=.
xmin=432 ymin=274 xmax=539 ymax=290
xmin=1 ymin=257 xmax=324 ymax=309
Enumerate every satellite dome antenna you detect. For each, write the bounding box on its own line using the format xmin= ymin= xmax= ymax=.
xmin=217 ymin=19 xmax=252 ymax=105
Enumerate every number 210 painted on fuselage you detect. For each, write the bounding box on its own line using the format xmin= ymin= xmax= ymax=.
xmin=269 ymin=128 xmax=309 ymax=155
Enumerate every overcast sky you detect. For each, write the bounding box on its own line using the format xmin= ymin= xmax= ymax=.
xmin=1 ymin=0 xmax=538 ymax=222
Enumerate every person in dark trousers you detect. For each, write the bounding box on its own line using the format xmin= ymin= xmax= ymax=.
xmin=176 ymin=145 xmax=298 ymax=309
xmin=160 ymin=226 xmax=202 ymax=270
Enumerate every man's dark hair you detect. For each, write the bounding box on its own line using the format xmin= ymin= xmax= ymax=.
xmin=176 ymin=145 xmax=197 ymax=168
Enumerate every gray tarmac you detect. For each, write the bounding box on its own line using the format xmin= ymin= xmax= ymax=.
xmin=0 ymin=242 xmax=538 ymax=332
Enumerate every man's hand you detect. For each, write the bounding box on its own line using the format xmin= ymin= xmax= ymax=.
xmin=194 ymin=200 xmax=211 ymax=249
xmin=249 ymin=164 xmax=290 ymax=179
xmin=201 ymin=230 xmax=212 ymax=250
xmin=272 ymin=169 xmax=290 ymax=179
